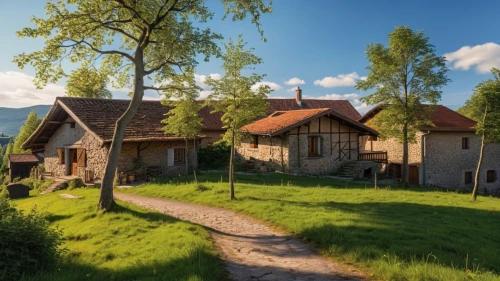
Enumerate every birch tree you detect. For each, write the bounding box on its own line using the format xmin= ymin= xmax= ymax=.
xmin=356 ymin=26 xmax=449 ymax=185
xmin=14 ymin=0 xmax=272 ymax=210
xmin=458 ymin=68 xmax=500 ymax=200
xmin=205 ymin=35 xmax=271 ymax=200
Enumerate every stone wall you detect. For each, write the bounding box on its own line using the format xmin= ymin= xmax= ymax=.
xmin=237 ymin=135 xmax=289 ymax=172
xmin=200 ymin=130 xmax=224 ymax=146
xmin=361 ymin=132 xmax=423 ymax=165
xmin=425 ymin=132 xmax=500 ymax=192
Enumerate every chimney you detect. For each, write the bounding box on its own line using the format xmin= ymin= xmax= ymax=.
xmin=295 ymin=86 xmax=302 ymax=106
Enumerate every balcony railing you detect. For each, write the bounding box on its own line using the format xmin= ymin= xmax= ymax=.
xmin=358 ymin=151 xmax=388 ymax=163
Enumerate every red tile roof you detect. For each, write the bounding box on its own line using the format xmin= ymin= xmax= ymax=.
xmin=359 ymin=104 xmax=477 ymax=132
xmin=8 ymin=154 xmax=39 ymax=163
xmin=242 ymin=108 xmax=378 ymax=136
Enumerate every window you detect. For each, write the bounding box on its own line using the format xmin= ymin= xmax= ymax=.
xmin=462 ymin=137 xmax=469 ymax=149
xmin=308 ymin=136 xmax=321 ymax=157
xmin=465 ymin=172 xmax=472 ymax=184
xmin=57 ymin=148 xmax=65 ymax=164
xmin=174 ymin=148 xmax=185 ymax=164
xmin=487 ymin=170 xmax=496 ymax=183
xmin=250 ymin=135 xmax=259 ymax=148
xmin=70 ymin=122 xmax=76 ymax=129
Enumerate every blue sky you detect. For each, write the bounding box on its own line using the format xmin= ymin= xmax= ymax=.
xmin=0 ymin=0 xmax=499 ymax=113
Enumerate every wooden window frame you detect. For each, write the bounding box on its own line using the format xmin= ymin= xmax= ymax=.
xmin=249 ymin=135 xmax=259 ymax=149
xmin=308 ymin=136 xmax=321 ymax=157
xmin=487 ymin=170 xmax=496 ymax=183
xmin=57 ymin=148 xmax=65 ymax=164
xmin=462 ymin=137 xmax=469 ymax=149
xmin=174 ymin=148 xmax=185 ymax=164
xmin=464 ymin=171 xmax=472 ymax=185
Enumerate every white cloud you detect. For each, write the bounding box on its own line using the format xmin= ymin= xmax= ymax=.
xmin=314 ymin=72 xmax=365 ymax=88
xmin=251 ymin=81 xmax=282 ymax=92
xmin=194 ymin=73 xmax=222 ymax=89
xmin=286 ymin=86 xmax=299 ymax=93
xmin=284 ymin=77 xmax=305 ymax=85
xmin=444 ymin=42 xmax=500 ymax=74
xmin=0 ymin=71 xmax=66 ymax=108
xmin=143 ymin=95 xmax=161 ymax=101
xmin=316 ymin=93 xmax=360 ymax=100
xmin=199 ymin=90 xmax=212 ymax=99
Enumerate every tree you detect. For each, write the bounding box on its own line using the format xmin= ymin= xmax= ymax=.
xmin=66 ymin=65 xmax=112 ymax=99
xmin=161 ymin=72 xmax=203 ymax=180
xmin=205 ymin=35 xmax=271 ymax=199
xmin=355 ymin=26 xmax=449 ymax=185
xmin=15 ymin=0 xmax=272 ymax=210
xmin=13 ymin=111 xmax=42 ymax=154
xmin=1 ymin=142 xmax=13 ymax=174
xmin=458 ymin=68 xmax=500 ymax=200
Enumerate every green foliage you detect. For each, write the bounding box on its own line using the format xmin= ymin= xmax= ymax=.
xmin=356 ymin=26 xmax=449 ymax=143
xmin=19 ymin=178 xmax=54 ymax=192
xmin=13 ymin=111 xmax=41 ymax=154
xmin=65 ymin=66 xmax=112 ymax=99
xmin=1 ymin=142 xmax=13 ymax=173
xmin=0 ymin=198 xmax=64 ymax=281
xmin=123 ymin=172 xmax=500 ymax=281
xmin=13 ymin=189 xmax=224 ymax=281
xmin=205 ymin=35 xmax=271 ymax=146
xmin=458 ymin=68 xmax=500 ymax=144
xmin=67 ymin=178 xmax=84 ymax=190
xmin=198 ymin=142 xmax=231 ymax=170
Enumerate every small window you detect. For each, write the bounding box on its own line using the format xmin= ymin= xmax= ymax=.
xmin=465 ymin=171 xmax=472 ymax=184
xmin=250 ymin=135 xmax=259 ymax=148
xmin=462 ymin=138 xmax=469 ymax=149
xmin=57 ymin=148 xmax=65 ymax=164
xmin=70 ymin=122 xmax=76 ymax=129
xmin=174 ymin=148 xmax=185 ymax=164
xmin=487 ymin=170 xmax=496 ymax=183
xmin=308 ymin=136 xmax=321 ymax=157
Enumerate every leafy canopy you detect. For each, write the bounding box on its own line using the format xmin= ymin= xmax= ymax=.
xmin=66 ymin=65 xmax=112 ymax=99
xmin=458 ymin=68 xmax=500 ymax=144
xmin=14 ymin=0 xmax=272 ymax=93
xmin=13 ymin=111 xmax=41 ymax=154
xmin=356 ymin=26 xmax=449 ymax=143
xmin=205 ymin=35 xmax=271 ymax=145
xmin=1 ymin=142 xmax=13 ymax=173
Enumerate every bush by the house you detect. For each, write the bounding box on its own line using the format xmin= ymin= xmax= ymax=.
xmin=67 ymin=178 xmax=84 ymax=190
xmin=0 ymin=198 xmax=64 ymax=281
xmin=198 ymin=142 xmax=231 ymax=170
xmin=19 ymin=178 xmax=54 ymax=192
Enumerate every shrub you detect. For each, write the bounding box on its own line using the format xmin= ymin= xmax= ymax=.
xmin=198 ymin=142 xmax=231 ymax=170
xmin=0 ymin=198 xmax=64 ymax=281
xmin=67 ymin=178 xmax=84 ymax=190
xmin=19 ymin=178 xmax=54 ymax=192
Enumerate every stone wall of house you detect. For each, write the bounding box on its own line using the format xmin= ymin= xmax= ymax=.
xmin=118 ymin=140 xmax=197 ymax=178
xmin=237 ymin=136 xmax=289 ymax=172
xmin=425 ymin=132 xmax=500 ymax=193
xmin=361 ymin=132 xmax=423 ymax=165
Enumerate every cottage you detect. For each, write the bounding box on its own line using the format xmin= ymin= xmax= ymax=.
xmin=8 ymin=154 xmax=39 ymax=183
xmin=359 ymin=105 xmax=500 ymax=193
xmin=23 ymin=97 xmax=202 ymax=182
xmin=238 ymin=106 xmax=379 ymax=175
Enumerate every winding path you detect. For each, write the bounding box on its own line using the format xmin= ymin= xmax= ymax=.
xmin=114 ymin=192 xmax=364 ymax=281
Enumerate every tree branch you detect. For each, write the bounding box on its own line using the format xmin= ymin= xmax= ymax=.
xmin=63 ymin=39 xmax=135 ymax=62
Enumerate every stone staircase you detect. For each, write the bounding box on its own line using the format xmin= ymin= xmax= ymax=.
xmin=335 ymin=163 xmax=364 ymax=178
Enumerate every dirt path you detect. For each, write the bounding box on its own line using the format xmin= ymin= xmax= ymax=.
xmin=114 ymin=192 xmax=364 ymax=281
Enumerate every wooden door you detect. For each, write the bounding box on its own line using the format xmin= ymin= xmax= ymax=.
xmin=409 ymin=165 xmax=419 ymax=185
xmin=71 ymin=149 xmax=78 ymax=176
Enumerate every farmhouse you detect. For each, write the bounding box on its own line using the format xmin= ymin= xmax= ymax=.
xmin=359 ymin=105 xmax=500 ymax=193
xmin=238 ymin=104 xmax=379 ymax=175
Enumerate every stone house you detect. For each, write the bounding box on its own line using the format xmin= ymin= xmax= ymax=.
xmin=359 ymin=105 xmax=500 ymax=193
xmin=238 ymin=107 xmax=379 ymax=175
xmin=23 ymin=97 xmax=204 ymax=182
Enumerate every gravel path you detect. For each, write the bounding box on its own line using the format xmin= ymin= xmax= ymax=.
xmin=115 ymin=192 xmax=364 ymax=281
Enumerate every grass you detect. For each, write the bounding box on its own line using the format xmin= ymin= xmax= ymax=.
xmin=120 ymin=171 xmax=500 ymax=281
xmin=12 ymin=188 xmax=225 ymax=281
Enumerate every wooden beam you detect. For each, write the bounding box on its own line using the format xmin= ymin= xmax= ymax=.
xmin=47 ymin=121 xmax=62 ymax=124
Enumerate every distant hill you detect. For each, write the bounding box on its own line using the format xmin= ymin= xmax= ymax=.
xmin=0 ymin=105 xmax=52 ymax=137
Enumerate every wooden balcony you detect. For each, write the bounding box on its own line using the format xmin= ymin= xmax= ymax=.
xmin=358 ymin=151 xmax=388 ymax=163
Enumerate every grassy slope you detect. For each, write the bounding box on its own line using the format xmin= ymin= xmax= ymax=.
xmin=12 ymin=189 xmax=225 ymax=281
xmin=120 ymin=172 xmax=500 ymax=281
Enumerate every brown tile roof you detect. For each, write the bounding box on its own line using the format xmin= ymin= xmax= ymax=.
xmin=359 ymin=104 xmax=477 ymax=132
xmin=8 ymin=154 xmax=39 ymax=163
xmin=242 ymin=108 xmax=378 ymax=136
xmin=23 ymin=97 xmax=363 ymax=149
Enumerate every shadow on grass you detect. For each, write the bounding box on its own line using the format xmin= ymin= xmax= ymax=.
xmin=109 ymin=201 xmax=180 ymax=224
xmin=293 ymin=201 xmax=500 ymax=274
xmin=20 ymin=246 xmax=227 ymax=281
xmin=43 ymin=213 xmax=73 ymax=223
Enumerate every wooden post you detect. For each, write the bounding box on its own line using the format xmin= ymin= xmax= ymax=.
xmin=374 ymin=172 xmax=378 ymax=189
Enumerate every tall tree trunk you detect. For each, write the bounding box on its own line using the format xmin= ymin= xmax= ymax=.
xmin=402 ymin=122 xmax=409 ymax=186
xmin=98 ymin=53 xmax=144 ymax=211
xmin=185 ymin=138 xmax=189 ymax=181
xmin=193 ymin=138 xmax=198 ymax=184
xmin=472 ymin=103 xmax=488 ymax=201
xmin=229 ymin=128 xmax=235 ymax=200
